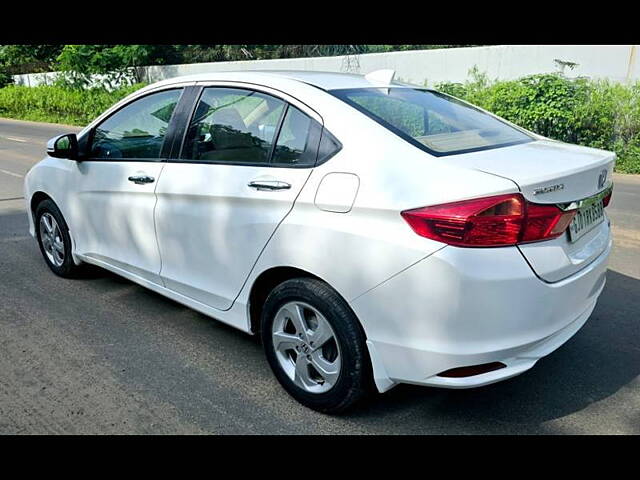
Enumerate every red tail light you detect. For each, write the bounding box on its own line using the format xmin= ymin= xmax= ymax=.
xmin=401 ymin=193 xmax=578 ymax=247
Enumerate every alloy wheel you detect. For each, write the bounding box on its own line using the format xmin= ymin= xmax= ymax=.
xmin=39 ymin=212 xmax=65 ymax=267
xmin=271 ymin=301 xmax=341 ymax=394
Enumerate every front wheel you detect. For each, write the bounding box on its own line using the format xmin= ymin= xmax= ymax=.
xmin=35 ymin=199 xmax=83 ymax=277
xmin=261 ymin=278 xmax=372 ymax=413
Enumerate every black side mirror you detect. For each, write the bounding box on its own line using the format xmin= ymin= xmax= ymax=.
xmin=47 ymin=133 xmax=79 ymax=160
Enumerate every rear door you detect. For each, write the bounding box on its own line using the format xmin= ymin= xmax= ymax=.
xmin=154 ymin=85 xmax=322 ymax=309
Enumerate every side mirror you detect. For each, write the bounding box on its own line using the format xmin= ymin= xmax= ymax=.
xmin=47 ymin=133 xmax=79 ymax=160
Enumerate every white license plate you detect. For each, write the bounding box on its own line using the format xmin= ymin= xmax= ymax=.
xmin=568 ymin=200 xmax=605 ymax=242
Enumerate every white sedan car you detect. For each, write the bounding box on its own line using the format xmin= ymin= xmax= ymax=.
xmin=24 ymin=70 xmax=614 ymax=413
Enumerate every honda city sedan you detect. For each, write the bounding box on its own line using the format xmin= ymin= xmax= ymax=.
xmin=24 ymin=70 xmax=614 ymax=412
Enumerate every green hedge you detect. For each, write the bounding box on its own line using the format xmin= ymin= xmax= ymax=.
xmin=435 ymin=71 xmax=640 ymax=174
xmin=0 ymin=83 xmax=145 ymax=126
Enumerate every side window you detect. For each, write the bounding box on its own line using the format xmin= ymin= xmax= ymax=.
xmin=272 ymin=106 xmax=317 ymax=166
xmin=90 ymin=89 xmax=182 ymax=160
xmin=182 ymin=87 xmax=285 ymax=164
xmin=316 ymin=128 xmax=342 ymax=165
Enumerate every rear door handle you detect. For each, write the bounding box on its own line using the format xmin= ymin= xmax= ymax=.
xmin=128 ymin=175 xmax=155 ymax=185
xmin=247 ymin=180 xmax=291 ymax=191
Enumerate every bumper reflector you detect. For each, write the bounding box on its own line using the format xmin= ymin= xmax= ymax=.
xmin=437 ymin=362 xmax=507 ymax=378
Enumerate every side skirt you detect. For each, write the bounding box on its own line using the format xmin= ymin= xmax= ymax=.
xmin=75 ymin=253 xmax=252 ymax=334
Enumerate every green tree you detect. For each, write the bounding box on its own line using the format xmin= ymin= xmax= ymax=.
xmin=177 ymin=45 xmax=367 ymax=63
xmin=56 ymin=44 xmax=181 ymax=89
xmin=0 ymin=44 xmax=64 ymax=74
xmin=366 ymin=45 xmax=481 ymax=54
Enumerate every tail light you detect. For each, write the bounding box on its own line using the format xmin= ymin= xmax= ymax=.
xmin=401 ymin=193 xmax=579 ymax=247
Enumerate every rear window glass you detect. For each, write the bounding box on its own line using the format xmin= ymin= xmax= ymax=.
xmin=330 ymin=87 xmax=532 ymax=156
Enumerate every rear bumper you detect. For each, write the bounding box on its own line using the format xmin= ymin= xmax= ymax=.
xmin=351 ymin=236 xmax=611 ymax=392
xmin=411 ymin=297 xmax=596 ymax=389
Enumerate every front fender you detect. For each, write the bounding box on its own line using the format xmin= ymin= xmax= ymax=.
xmin=24 ymin=157 xmax=82 ymax=264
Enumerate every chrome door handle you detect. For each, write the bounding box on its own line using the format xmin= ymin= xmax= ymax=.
xmin=247 ymin=180 xmax=291 ymax=191
xmin=128 ymin=175 xmax=155 ymax=185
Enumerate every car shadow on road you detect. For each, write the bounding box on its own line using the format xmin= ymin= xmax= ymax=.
xmin=343 ymin=269 xmax=640 ymax=432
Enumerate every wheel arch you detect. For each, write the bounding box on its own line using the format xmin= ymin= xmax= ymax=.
xmin=30 ymin=191 xmax=55 ymax=216
xmin=247 ymin=266 xmax=370 ymax=343
xmin=29 ymin=191 xmax=81 ymax=266
xmin=248 ymin=266 xmax=321 ymax=335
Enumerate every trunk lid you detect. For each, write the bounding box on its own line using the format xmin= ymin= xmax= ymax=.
xmin=447 ymin=139 xmax=615 ymax=282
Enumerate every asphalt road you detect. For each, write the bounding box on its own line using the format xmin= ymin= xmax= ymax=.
xmin=1 ymin=117 xmax=639 ymax=434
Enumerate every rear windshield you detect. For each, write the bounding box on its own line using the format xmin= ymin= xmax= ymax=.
xmin=330 ymin=87 xmax=533 ymax=156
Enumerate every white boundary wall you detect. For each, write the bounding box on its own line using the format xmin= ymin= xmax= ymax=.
xmin=12 ymin=45 xmax=640 ymax=88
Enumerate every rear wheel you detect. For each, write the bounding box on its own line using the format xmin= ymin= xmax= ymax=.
xmin=261 ymin=278 xmax=372 ymax=413
xmin=35 ymin=199 xmax=83 ymax=277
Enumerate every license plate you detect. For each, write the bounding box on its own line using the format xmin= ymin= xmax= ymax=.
xmin=568 ymin=200 xmax=605 ymax=242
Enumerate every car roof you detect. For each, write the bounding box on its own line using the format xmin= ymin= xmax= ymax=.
xmin=147 ymin=70 xmax=417 ymax=92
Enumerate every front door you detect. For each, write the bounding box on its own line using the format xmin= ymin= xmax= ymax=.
xmin=70 ymin=88 xmax=184 ymax=284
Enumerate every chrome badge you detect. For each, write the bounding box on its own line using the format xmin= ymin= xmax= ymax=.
xmin=598 ymin=169 xmax=608 ymax=189
xmin=533 ymin=184 xmax=565 ymax=195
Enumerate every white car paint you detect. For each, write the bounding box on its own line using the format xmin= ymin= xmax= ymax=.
xmin=154 ymin=163 xmax=313 ymax=310
xmin=314 ymin=172 xmax=360 ymax=213
xmin=24 ymin=70 xmax=614 ymax=394
xmin=72 ymin=160 xmax=165 ymax=283
xmin=351 ymin=235 xmax=610 ymax=391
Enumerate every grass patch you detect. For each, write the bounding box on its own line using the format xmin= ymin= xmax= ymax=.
xmin=0 ymin=83 xmax=146 ymax=126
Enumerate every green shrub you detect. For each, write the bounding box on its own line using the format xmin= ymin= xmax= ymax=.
xmin=0 ymin=83 xmax=145 ymax=126
xmin=436 ymin=70 xmax=640 ymax=174
xmin=0 ymin=65 xmax=12 ymax=88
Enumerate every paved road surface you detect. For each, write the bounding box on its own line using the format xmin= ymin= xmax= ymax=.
xmin=1 ymin=117 xmax=639 ymax=434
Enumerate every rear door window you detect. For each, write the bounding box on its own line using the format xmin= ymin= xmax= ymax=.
xmin=181 ymin=87 xmax=285 ymax=164
xmin=179 ymin=86 xmax=336 ymax=167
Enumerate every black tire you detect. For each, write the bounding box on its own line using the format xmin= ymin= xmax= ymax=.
xmin=261 ymin=277 xmax=373 ymax=413
xmin=34 ymin=199 xmax=83 ymax=277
